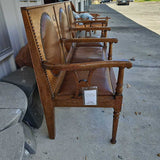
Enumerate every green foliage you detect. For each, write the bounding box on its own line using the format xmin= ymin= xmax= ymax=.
xmin=135 ymin=0 xmax=160 ymax=2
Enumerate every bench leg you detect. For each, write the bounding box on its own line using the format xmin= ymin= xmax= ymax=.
xmin=110 ymin=110 xmax=120 ymax=144
xmin=44 ymin=106 xmax=55 ymax=139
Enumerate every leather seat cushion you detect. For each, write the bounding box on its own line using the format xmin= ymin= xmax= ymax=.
xmin=90 ymin=23 xmax=107 ymax=27
xmin=75 ymin=42 xmax=103 ymax=47
xmin=58 ymin=68 xmax=116 ymax=96
xmin=76 ymin=35 xmax=103 ymax=47
xmin=58 ymin=46 xmax=116 ymax=96
xmin=71 ymin=46 xmax=105 ymax=62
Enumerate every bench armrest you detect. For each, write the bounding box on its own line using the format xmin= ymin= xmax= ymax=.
xmin=75 ymin=12 xmax=100 ymax=17
xmin=70 ymin=27 xmax=111 ymax=31
xmin=42 ymin=60 xmax=132 ymax=71
xmin=61 ymin=38 xmax=118 ymax=43
xmin=62 ymin=38 xmax=118 ymax=60
xmin=93 ymin=17 xmax=111 ymax=20
xmin=76 ymin=16 xmax=110 ymax=20
xmin=74 ymin=20 xmax=109 ymax=24
xmin=90 ymin=13 xmax=100 ymax=17
xmin=43 ymin=60 xmax=132 ymax=96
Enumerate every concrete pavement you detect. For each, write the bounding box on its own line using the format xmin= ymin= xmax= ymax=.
xmin=28 ymin=4 xmax=160 ymax=160
xmin=107 ymin=2 xmax=160 ymax=35
xmin=90 ymin=3 xmax=160 ymax=67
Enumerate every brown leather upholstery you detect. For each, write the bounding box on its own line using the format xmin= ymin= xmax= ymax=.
xmin=39 ymin=11 xmax=66 ymax=92
xmin=59 ymin=8 xmax=72 ymax=52
xmin=58 ymin=68 xmax=115 ymax=96
xmin=59 ymin=8 xmax=71 ymax=39
xmin=75 ymin=41 xmax=103 ymax=47
xmin=77 ymin=34 xmax=103 ymax=47
xmin=58 ymin=46 xmax=116 ymax=96
xmin=71 ymin=46 xmax=104 ymax=62
xmin=67 ymin=5 xmax=75 ymax=27
xmin=41 ymin=13 xmax=62 ymax=64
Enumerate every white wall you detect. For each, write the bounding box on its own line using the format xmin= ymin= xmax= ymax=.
xmin=71 ymin=0 xmax=86 ymax=11
xmin=1 ymin=0 xmax=44 ymax=56
xmin=0 ymin=0 xmax=44 ymax=79
xmin=0 ymin=0 xmax=88 ymax=79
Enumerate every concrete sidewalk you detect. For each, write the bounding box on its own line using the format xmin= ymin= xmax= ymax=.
xmin=29 ymin=4 xmax=160 ymax=160
xmin=107 ymin=2 xmax=160 ymax=35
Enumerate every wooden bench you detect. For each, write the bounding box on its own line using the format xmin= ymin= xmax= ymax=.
xmin=52 ymin=2 xmax=110 ymax=38
xmin=64 ymin=1 xmax=110 ymax=27
xmin=69 ymin=1 xmax=100 ymax=18
xmin=21 ymin=3 xmax=132 ymax=144
xmin=53 ymin=2 xmax=111 ymax=51
xmin=64 ymin=1 xmax=110 ymax=37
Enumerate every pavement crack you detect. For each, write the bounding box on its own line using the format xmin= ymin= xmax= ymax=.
xmin=133 ymin=64 xmax=160 ymax=68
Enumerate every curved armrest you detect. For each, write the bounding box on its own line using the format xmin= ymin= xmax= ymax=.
xmin=61 ymin=38 xmax=118 ymax=43
xmin=70 ymin=27 xmax=111 ymax=31
xmin=42 ymin=60 xmax=132 ymax=71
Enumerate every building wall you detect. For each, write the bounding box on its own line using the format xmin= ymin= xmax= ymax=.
xmin=0 ymin=0 xmax=44 ymax=79
xmin=1 ymin=0 xmax=44 ymax=57
xmin=0 ymin=0 xmax=89 ymax=79
xmin=72 ymin=0 xmax=85 ymax=11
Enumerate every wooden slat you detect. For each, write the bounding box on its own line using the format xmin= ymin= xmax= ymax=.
xmin=54 ymin=95 xmax=118 ymax=108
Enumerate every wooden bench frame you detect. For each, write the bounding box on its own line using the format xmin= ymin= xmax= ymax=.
xmin=69 ymin=1 xmax=100 ymax=18
xmin=64 ymin=1 xmax=110 ymax=37
xmin=21 ymin=2 xmax=132 ymax=144
xmin=53 ymin=2 xmax=111 ymax=48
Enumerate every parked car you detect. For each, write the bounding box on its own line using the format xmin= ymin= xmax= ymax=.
xmin=116 ymin=0 xmax=129 ymax=5
xmin=100 ymin=0 xmax=110 ymax=3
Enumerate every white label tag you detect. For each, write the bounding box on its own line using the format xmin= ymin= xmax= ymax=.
xmin=84 ymin=89 xmax=97 ymax=105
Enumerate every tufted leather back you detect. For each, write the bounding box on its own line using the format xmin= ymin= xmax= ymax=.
xmin=41 ymin=13 xmax=63 ymax=65
xmin=53 ymin=3 xmax=72 ymax=52
xmin=68 ymin=5 xmax=75 ymax=27
xmin=59 ymin=8 xmax=71 ymax=39
xmin=22 ymin=5 xmax=65 ymax=96
xmin=53 ymin=2 xmax=66 ymax=35
xmin=59 ymin=8 xmax=72 ymax=52
xmin=64 ymin=1 xmax=75 ymax=27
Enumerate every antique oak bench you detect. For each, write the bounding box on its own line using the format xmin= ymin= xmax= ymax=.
xmin=64 ymin=1 xmax=110 ymax=37
xmin=21 ymin=3 xmax=132 ymax=144
xmin=53 ymin=2 xmax=111 ymax=51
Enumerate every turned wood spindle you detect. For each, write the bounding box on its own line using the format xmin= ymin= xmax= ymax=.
xmin=108 ymin=42 xmax=113 ymax=60
xmin=116 ymin=67 xmax=124 ymax=95
xmin=110 ymin=110 xmax=120 ymax=144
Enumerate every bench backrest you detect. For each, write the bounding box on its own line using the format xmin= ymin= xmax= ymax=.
xmin=21 ymin=5 xmax=66 ymax=98
xmin=64 ymin=1 xmax=75 ymax=28
xmin=53 ymin=3 xmax=69 ymax=37
xmin=53 ymin=3 xmax=72 ymax=52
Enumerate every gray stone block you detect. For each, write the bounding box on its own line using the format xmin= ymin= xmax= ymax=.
xmin=0 ymin=82 xmax=28 ymax=120
xmin=23 ymin=88 xmax=44 ymax=129
xmin=23 ymin=123 xmax=36 ymax=154
xmin=0 ymin=109 xmax=22 ymax=131
xmin=1 ymin=68 xmax=44 ymax=129
xmin=1 ymin=66 xmax=36 ymax=106
xmin=0 ymin=123 xmax=24 ymax=160
xmin=1 ymin=66 xmax=36 ymax=98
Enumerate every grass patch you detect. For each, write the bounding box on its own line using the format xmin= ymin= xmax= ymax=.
xmin=135 ymin=0 xmax=160 ymax=2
